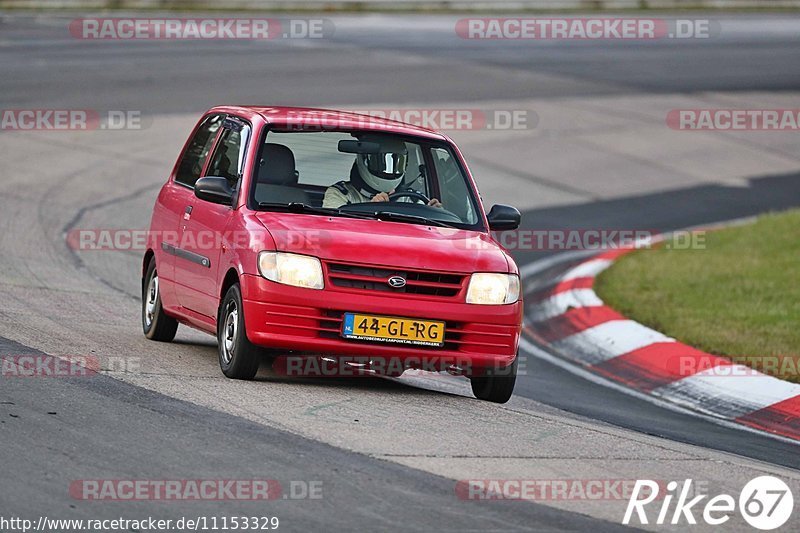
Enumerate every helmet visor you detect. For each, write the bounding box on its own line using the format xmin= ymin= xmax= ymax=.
xmin=365 ymin=151 xmax=407 ymax=179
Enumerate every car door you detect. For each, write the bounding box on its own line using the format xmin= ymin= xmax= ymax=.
xmin=157 ymin=112 xmax=224 ymax=310
xmin=174 ymin=116 xmax=251 ymax=320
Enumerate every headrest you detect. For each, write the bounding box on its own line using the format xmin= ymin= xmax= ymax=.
xmin=258 ymin=144 xmax=297 ymax=185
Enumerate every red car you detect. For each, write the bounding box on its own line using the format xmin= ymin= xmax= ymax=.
xmin=142 ymin=106 xmax=522 ymax=403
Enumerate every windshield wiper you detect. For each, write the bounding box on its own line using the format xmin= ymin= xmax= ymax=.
xmin=372 ymin=211 xmax=459 ymax=229
xmin=257 ymin=202 xmax=373 ymax=220
xmin=258 ymin=203 xmax=460 ymax=228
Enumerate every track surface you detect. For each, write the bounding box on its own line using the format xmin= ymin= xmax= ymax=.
xmin=1 ymin=337 xmax=622 ymax=532
xmin=4 ymin=14 xmax=800 ymax=110
xmin=2 ymin=12 xmax=800 ymax=531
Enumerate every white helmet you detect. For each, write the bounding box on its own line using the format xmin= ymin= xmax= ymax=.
xmin=355 ymin=135 xmax=407 ymax=193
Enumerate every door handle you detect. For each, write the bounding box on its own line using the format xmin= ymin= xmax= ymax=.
xmin=184 ymin=205 xmax=193 ymax=220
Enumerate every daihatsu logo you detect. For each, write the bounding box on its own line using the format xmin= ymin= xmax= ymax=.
xmin=387 ymin=276 xmax=407 ymax=288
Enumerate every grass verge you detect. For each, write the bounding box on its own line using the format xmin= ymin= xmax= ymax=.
xmin=595 ymin=209 xmax=800 ymax=383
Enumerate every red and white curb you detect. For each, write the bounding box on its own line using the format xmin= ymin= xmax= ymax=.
xmin=521 ymin=248 xmax=800 ymax=443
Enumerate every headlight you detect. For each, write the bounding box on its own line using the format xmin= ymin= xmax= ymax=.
xmin=258 ymin=252 xmax=324 ymax=290
xmin=466 ymin=273 xmax=520 ymax=305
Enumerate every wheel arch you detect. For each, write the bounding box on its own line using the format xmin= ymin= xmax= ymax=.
xmin=220 ymin=267 xmax=240 ymax=302
xmin=142 ymin=249 xmax=155 ymax=291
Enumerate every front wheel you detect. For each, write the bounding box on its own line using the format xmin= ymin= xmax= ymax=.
xmin=470 ymin=355 xmax=518 ymax=404
xmin=217 ymin=284 xmax=261 ymax=380
xmin=142 ymin=257 xmax=178 ymax=342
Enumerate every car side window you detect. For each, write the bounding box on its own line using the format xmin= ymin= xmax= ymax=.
xmin=206 ymin=123 xmax=250 ymax=188
xmin=431 ymin=147 xmax=477 ymax=224
xmin=175 ymin=114 xmax=224 ymax=188
xmin=401 ymin=143 xmax=429 ymax=195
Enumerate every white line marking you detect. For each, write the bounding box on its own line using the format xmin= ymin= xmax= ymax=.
xmin=518 ymin=336 xmax=800 ymax=447
xmin=561 ymin=258 xmax=614 ymax=281
xmin=527 ymin=289 xmax=603 ymax=322
xmin=551 ymin=320 xmax=674 ymax=365
xmin=519 ymin=250 xmax=597 ymax=278
xmin=518 ymin=214 xmax=799 ymax=444
xmin=653 ymin=366 xmax=800 ymax=419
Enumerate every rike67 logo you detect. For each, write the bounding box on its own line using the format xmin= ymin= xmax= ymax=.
xmin=624 ymin=476 xmax=794 ymax=530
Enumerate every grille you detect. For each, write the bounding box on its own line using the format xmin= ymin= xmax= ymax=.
xmin=325 ymin=262 xmax=465 ymax=298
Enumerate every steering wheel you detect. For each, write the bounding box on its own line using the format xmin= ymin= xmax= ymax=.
xmin=388 ymin=190 xmax=431 ymax=204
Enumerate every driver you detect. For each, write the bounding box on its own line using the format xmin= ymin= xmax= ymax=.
xmin=323 ymin=134 xmax=442 ymax=209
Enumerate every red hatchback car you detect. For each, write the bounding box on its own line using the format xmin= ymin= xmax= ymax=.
xmin=142 ymin=106 xmax=523 ymax=403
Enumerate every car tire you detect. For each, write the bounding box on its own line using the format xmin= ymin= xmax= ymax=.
xmin=470 ymin=355 xmax=518 ymax=404
xmin=217 ymin=284 xmax=261 ymax=380
xmin=142 ymin=257 xmax=179 ymax=342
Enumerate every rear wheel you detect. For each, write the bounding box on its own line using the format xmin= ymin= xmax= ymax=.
xmin=470 ymin=355 xmax=518 ymax=404
xmin=142 ymin=257 xmax=178 ymax=342
xmin=217 ymin=284 xmax=261 ymax=380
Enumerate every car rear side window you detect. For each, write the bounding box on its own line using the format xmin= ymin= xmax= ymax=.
xmin=175 ymin=113 xmax=224 ymax=188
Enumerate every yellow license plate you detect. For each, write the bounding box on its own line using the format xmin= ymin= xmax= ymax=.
xmin=342 ymin=313 xmax=445 ymax=347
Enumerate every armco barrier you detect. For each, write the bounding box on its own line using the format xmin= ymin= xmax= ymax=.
xmin=2 ymin=0 xmax=800 ymax=10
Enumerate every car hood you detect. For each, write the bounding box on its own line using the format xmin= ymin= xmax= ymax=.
xmin=253 ymin=212 xmax=511 ymax=274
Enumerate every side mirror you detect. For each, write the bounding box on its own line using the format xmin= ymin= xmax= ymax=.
xmin=195 ymin=176 xmax=234 ymax=205
xmin=487 ymin=204 xmax=521 ymax=231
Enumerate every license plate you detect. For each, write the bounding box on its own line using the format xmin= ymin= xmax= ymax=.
xmin=342 ymin=313 xmax=445 ymax=347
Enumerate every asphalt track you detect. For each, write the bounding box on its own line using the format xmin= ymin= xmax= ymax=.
xmin=1 ymin=12 xmax=800 ymax=531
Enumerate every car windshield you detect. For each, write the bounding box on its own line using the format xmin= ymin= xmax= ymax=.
xmin=250 ymin=130 xmax=483 ymax=229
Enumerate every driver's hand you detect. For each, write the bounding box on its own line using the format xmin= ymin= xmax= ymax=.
xmin=428 ymin=198 xmax=443 ymax=208
xmin=371 ymin=189 xmax=394 ymax=203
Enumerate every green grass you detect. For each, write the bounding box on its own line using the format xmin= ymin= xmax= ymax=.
xmin=595 ymin=209 xmax=800 ymax=383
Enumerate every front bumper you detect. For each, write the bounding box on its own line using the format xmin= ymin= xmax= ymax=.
xmin=240 ymin=274 xmax=521 ymax=371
